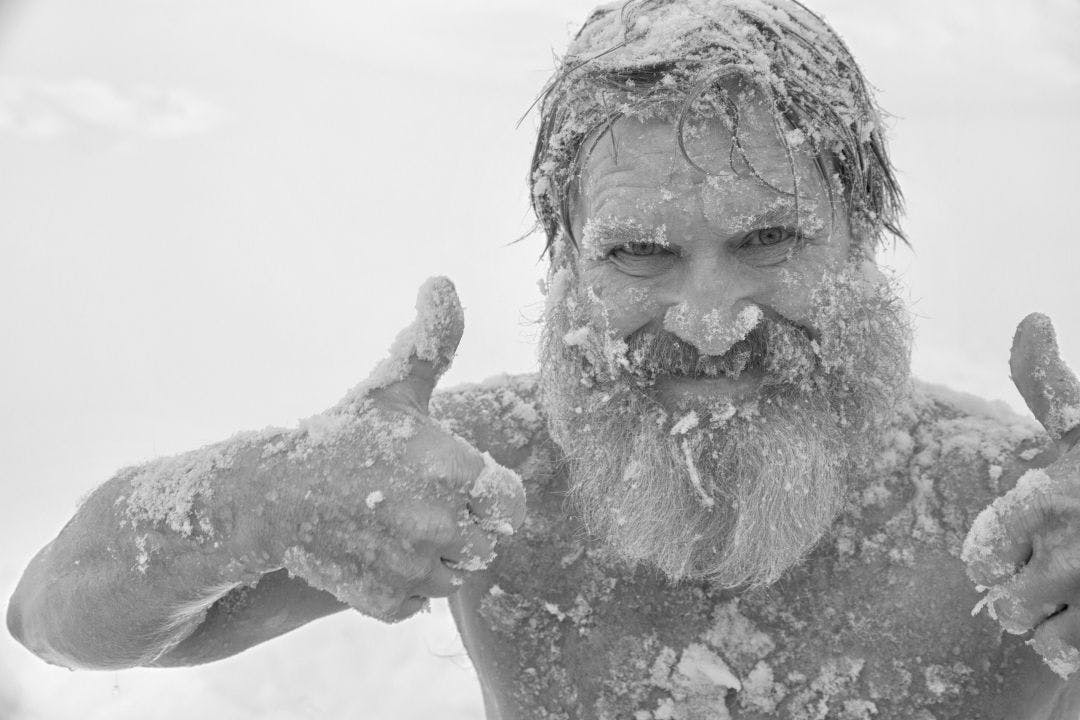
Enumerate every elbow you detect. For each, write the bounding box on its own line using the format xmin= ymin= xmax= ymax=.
xmin=6 ymin=584 xmax=72 ymax=670
xmin=6 ymin=591 xmax=27 ymax=650
xmin=7 ymin=568 xmax=120 ymax=671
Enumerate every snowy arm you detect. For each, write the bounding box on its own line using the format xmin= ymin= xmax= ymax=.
xmin=150 ymin=569 xmax=346 ymax=667
xmin=6 ymin=434 xmax=308 ymax=670
xmin=8 ymin=277 xmax=524 ymax=669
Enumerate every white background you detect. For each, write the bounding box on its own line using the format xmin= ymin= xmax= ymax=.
xmin=0 ymin=1 xmax=1077 ymax=717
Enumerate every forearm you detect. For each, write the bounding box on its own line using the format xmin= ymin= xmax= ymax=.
xmin=8 ymin=431 xmax=291 ymax=670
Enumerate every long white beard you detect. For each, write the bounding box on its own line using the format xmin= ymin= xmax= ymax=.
xmin=539 ymin=257 xmax=911 ymax=588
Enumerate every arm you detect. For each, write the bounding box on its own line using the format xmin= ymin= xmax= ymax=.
xmin=963 ymin=314 xmax=1080 ymax=681
xmin=7 ymin=432 xmax=330 ymax=669
xmin=8 ymin=277 xmax=525 ymax=670
xmin=150 ymin=570 xmax=346 ymax=667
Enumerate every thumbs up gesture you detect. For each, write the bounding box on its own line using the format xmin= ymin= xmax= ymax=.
xmin=963 ymin=313 xmax=1080 ymax=678
xmin=268 ymin=278 xmax=526 ymax=622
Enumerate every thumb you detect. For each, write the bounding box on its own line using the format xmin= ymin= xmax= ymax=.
xmin=365 ymin=277 xmax=465 ymax=411
xmin=1010 ymin=313 xmax=1080 ymax=444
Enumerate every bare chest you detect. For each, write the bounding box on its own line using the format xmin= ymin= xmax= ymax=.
xmin=449 ymin=465 xmax=1063 ymax=720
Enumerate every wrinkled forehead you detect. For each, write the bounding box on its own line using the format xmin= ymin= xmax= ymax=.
xmin=573 ymin=86 xmax=833 ymax=222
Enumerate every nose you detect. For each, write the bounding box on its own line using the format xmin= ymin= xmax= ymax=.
xmin=660 ymin=254 xmax=765 ymax=356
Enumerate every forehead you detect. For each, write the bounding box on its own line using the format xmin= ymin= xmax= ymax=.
xmin=573 ymin=95 xmax=835 ymax=237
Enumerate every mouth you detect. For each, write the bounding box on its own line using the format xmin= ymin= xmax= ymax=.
xmin=624 ymin=325 xmax=769 ymax=382
xmin=653 ymin=370 xmax=764 ymax=407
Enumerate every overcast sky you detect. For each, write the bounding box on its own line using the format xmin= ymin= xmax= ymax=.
xmin=1 ymin=1 xmax=1077 ymax=717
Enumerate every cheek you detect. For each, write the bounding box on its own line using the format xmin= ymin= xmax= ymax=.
xmin=579 ymin=265 xmax=665 ymax=337
xmin=768 ymin=246 xmax=852 ymax=327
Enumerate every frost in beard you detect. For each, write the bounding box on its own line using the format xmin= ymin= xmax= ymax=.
xmin=539 ymin=237 xmax=912 ymax=589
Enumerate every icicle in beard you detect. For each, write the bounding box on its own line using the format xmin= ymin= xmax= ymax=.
xmin=539 ymin=248 xmax=911 ymax=589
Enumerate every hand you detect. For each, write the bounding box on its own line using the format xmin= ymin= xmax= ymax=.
xmin=962 ymin=313 xmax=1080 ymax=678
xmin=271 ymin=277 xmax=526 ymax=622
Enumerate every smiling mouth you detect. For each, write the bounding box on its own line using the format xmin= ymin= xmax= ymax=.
xmin=653 ymin=369 xmax=764 ymax=405
xmin=624 ymin=327 xmax=768 ymax=383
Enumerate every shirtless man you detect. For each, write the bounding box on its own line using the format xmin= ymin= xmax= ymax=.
xmin=9 ymin=1 xmax=1080 ymax=718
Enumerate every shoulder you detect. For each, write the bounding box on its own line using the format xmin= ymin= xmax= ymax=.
xmin=430 ymin=373 xmax=548 ymax=469
xmin=856 ymin=380 xmax=1050 ymax=550
xmin=902 ymin=380 xmax=1050 ymax=527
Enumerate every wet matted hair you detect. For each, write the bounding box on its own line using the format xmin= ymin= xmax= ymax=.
xmin=528 ymin=0 xmax=904 ymax=258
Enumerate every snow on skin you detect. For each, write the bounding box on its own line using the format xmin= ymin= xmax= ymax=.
xmin=670 ymin=411 xmax=700 ymax=436
xmin=663 ymin=302 xmax=762 ymax=357
xmin=339 ymin=275 xmax=465 ymax=410
xmin=122 ymin=428 xmax=279 ymax=537
xmin=470 ymin=451 xmax=525 ymax=536
xmin=963 ymin=468 xmax=1054 ymax=595
xmin=963 ymin=466 xmax=1080 ymax=678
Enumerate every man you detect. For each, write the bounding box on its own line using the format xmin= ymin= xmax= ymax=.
xmin=8 ymin=0 xmax=1080 ymax=717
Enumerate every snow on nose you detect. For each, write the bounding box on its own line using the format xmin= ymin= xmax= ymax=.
xmin=663 ymin=302 xmax=763 ymax=356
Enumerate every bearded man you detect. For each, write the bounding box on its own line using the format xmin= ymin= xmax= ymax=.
xmin=9 ymin=1 xmax=1080 ymax=718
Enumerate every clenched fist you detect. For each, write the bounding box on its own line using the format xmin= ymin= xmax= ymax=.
xmin=266 ymin=277 xmax=526 ymax=622
xmin=963 ymin=313 xmax=1080 ymax=678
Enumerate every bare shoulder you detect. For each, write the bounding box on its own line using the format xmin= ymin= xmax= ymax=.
xmin=813 ymin=379 xmax=1069 ymax=717
xmin=430 ymin=373 xmax=546 ymax=470
xmin=893 ymin=380 xmax=1050 ymax=537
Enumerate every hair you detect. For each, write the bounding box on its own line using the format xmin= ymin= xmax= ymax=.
xmin=528 ymin=0 xmax=904 ymax=259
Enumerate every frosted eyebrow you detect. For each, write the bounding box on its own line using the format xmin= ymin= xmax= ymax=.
xmin=734 ymin=201 xmax=800 ymax=232
xmin=581 ymin=218 xmax=671 ymax=253
xmin=747 ymin=201 xmax=799 ymax=226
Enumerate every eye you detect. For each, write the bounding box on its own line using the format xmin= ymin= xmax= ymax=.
xmin=603 ymin=240 xmax=677 ymax=276
xmin=741 ymin=227 xmax=800 ymax=248
xmin=610 ymin=241 xmax=670 ymax=258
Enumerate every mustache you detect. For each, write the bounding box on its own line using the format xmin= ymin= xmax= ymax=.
xmin=621 ymin=317 xmax=804 ymax=380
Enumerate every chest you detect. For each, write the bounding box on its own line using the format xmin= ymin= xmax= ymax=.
xmin=450 ymin=486 xmax=1060 ymax=720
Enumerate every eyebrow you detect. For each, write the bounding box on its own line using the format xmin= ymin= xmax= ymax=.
xmin=722 ymin=199 xmax=801 ymax=235
xmin=581 ymin=218 xmax=672 ymax=253
xmin=754 ymin=201 xmax=799 ymax=225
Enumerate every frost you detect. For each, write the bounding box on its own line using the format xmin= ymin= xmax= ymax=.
xmin=122 ymin=429 xmax=270 ymax=537
xmin=923 ymin=662 xmax=971 ymax=697
xmin=703 ymin=601 xmax=776 ymax=671
xmin=543 ymin=601 xmax=566 ymax=621
xmin=679 ymin=438 xmax=715 ymax=508
xmin=339 ymin=276 xmax=463 ymax=408
xmin=1028 ymin=633 xmax=1080 ymax=680
xmin=670 ymin=411 xmax=700 ymax=436
xmin=470 ymin=451 xmax=525 ymax=535
xmin=650 ymin=646 xmax=678 ymax=689
xmin=289 ymin=412 xmax=355 ymax=461
xmin=663 ymin=302 xmax=762 ymax=357
xmin=676 ymin=643 xmax=741 ymax=691
xmin=739 ymin=661 xmax=786 ymax=713
xmin=962 ymin=468 xmax=1054 ymax=581
xmin=840 ymin=700 xmax=878 ymax=720
xmin=134 ymin=533 xmax=151 ymax=574
xmin=563 ymin=326 xmax=591 ymax=347
xmin=364 ymin=491 xmax=384 ymax=510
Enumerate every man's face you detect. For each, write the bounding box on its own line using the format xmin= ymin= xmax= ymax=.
xmin=539 ymin=93 xmax=911 ymax=588
xmin=571 ymin=100 xmax=855 ymax=409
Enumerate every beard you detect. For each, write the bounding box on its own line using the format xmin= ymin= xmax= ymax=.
xmin=539 ymin=257 xmax=912 ymax=589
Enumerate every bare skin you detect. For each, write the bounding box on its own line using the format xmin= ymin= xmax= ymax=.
xmin=9 ymin=107 xmax=1080 ymax=719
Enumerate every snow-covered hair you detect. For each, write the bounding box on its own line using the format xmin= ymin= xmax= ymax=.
xmin=528 ymin=0 xmax=904 ymax=258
